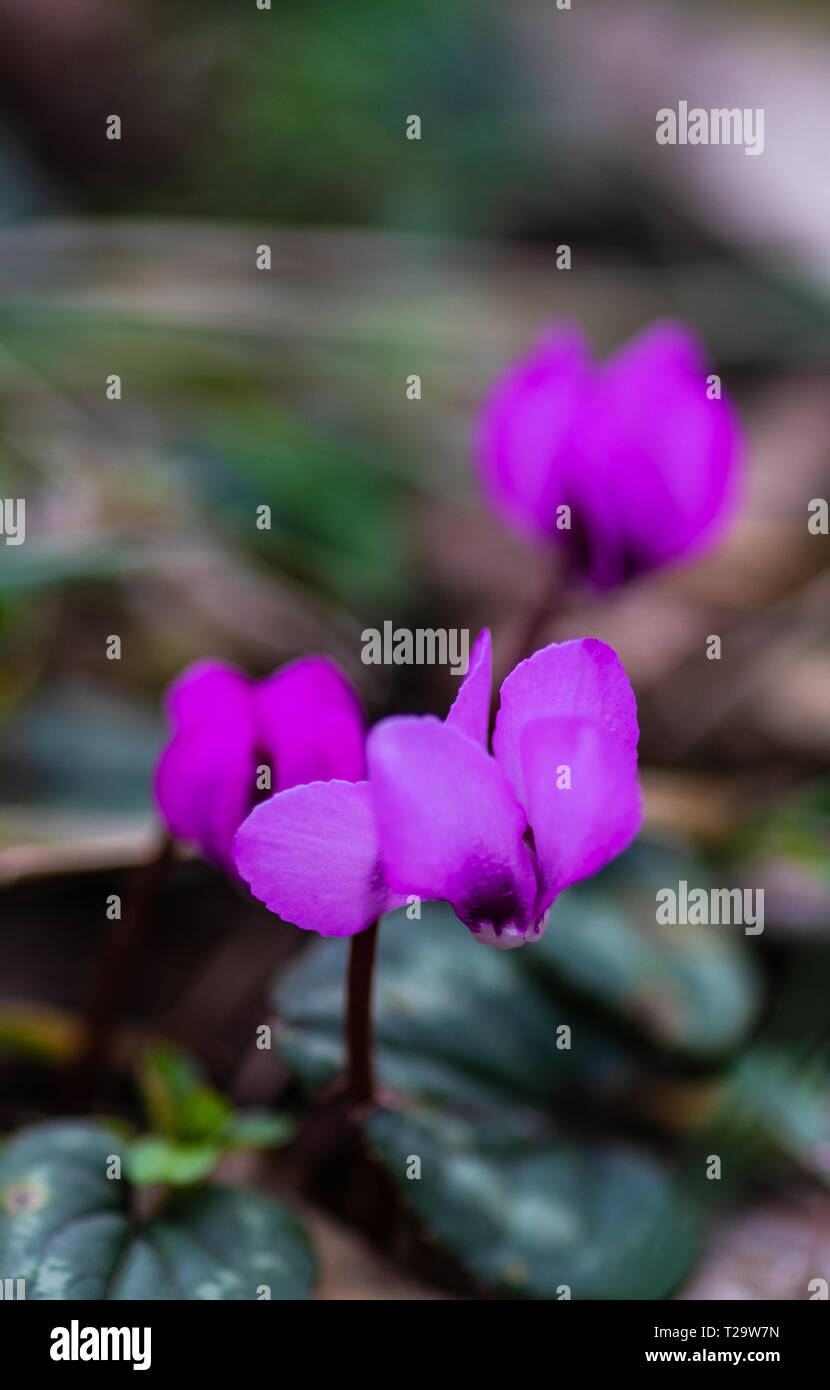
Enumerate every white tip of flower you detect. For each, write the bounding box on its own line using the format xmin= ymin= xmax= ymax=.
xmin=468 ymin=909 xmax=551 ymax=949
xmin=472 ymin=921 xmax=527 ymax=948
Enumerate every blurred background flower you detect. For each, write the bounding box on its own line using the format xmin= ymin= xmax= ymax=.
xmin=475 ymin=321 xmax=741 ymax=588
xmin=156 ymin=656 xmax=365 ymax=871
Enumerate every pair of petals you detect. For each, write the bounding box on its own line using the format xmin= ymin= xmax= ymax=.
xmin=154 ymin=656 xmax=365 ymax=868
xmin=476 ymin=320 xmax=741 ymax=588
xmin=233 ymin=632 xmax=642 ymax=945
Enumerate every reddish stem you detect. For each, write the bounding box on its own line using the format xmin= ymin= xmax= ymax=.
xmin=345 ymin=920 xmax=379 ymax=1104
xmin=67 ymin=833 xmax=174 ymax=1106
xmin=492 ymin=566 xmax=573 ymax=732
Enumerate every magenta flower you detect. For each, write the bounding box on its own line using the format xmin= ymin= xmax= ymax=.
xmin=476 ymin=320 xmax=741 ymax=588
xmin=154 ymin=656 xmax=365 ymax=871
xmin=233 ymin=630 xmax=641 ymax=948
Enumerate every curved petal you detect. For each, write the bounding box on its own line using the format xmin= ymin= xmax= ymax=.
xmin=154 ymin=660 xmax=256 ymax=867
xmin=254 ymin=656 xmax=366 ymax=789
xmin=493 ymin=638 xmax=638 ymax=809
xmin=233 ymin=780 xmax=387 ymax=937
xmin=368 ymin=716 xmax=538 ymax=946
xmin=593 ymin=320 xmax=742 ymax=574
xmin=474 ymin=324 xmax=592 ymax=543
xmin=475 ymin=319 xmax=742 ymax=589
xmin=162 ymin=658 xmax=252 ymax=728
xmin=445 ymin=628 xmax=492 ymax=745
xmin=521 ymin=716 xmax=642 ymax=911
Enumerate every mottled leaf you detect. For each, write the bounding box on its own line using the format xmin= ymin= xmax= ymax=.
xmin=0 ymin=1122 xmax=315 ymax=1300
xmin=274 ymin=903 xmax=633 ymax=1117
xmin=528 ymin=843 xmax=761 ymax=1057
xmin=366 ymin=1105 xmax=699 ymax=1300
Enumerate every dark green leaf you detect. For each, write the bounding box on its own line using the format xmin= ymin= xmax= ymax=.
xmin=711 ymin=1048 xmax=830 ymax=1183
xmin=0 ymin=687 xmax=161 ymax=816
xmin=526 ymin=843 xmax=761 ymax=1057
xmin=274 ymin=903 xmax=634 ymax=1117
xmin=366 ymin=1105 xmax=700 ymax=1300
xmin=273 ymin=902 xmax=701 ymax=1299
xmin=0 ymin=1122 xmax=315 ymax=1300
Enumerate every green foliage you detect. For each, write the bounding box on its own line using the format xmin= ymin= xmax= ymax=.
xmin=144 ymin=0 xmax=548 ymax=234
xmin=138 ymin=1044 xmax=230 ymax=1141
xmin=528 ymin=843 xmax=761 ymax=1056
xmin=126 ymin=1137 xmax=222 ymax=1188
xmin=190 ymin=398 xmax=410 ymax=607
xmin=275 ymin=900 xmax=634 ymax=1118
xmin=715 ymin=1048 xmax=830 ymax=1182
xmin=273 ymin=894 xmax=703 ymax=1298
xmin=0 ymin=1122 xmax=315 ymax=1300
xmin=268 ymin=832 xmax=830 ymax=1297
xmin=0 ymin=686 xmax=162 ymax=819
xmin=730 ymin=780 xmax=830 ymax=876
xmin=221 ymin=1112 xmax=296 ymax=1149
xmin=128 ymin=1045 xmax=294 ymax=1188
xmin=725 ymin=780 xmax=830 ymax=936
xmin=367 ymin=1107 xmax=699 ymax=1300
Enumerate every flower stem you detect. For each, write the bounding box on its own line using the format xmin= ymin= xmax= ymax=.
xmin=345 ymin=919 xmax=379 ymax=1104
xmin=67 ymin=833 xmax=174 ymax=1106
xmin=502 ymin=563 xmax=564 ymax=677
xmin=492 ymin=565 xmax=571 ymax=729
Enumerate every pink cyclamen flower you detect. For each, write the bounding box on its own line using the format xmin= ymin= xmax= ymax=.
xmin=476 ymin=320 xmax=741 ymax=588
xmin=233 ymin=630 xmax=642 ymax=948
xmin=154 ymin=656 xmax=365 ymax=871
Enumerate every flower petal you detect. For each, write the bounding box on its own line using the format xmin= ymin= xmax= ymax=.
xmin=521 ymin=716 xmax=642 ymax=910
xmin=445 ymin=628 xmax=492 ymax=745
xmin=254 ymin=656 xmax=365 ymax=789
xmin=233 ymin=780 xmax=387 ymax=937
xmin=475 ymin=324 xmax=592 ymax=543
xmin=162 ymin=658 xmax=251 ymax=728
xmin=593 ymin=321 xmax=741 ymax=573
xmin=368 ymin=715 xmax=538 ymax=945
xmin=475 ymin=319 xmax=741 ymax=589
xmin=493 ymin=637 xmax=638 ymax=809
xmin=154 ymin=660 xmax=256 ymax=867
